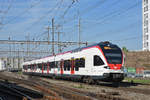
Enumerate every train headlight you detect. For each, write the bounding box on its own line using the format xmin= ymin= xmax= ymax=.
xmin=104 ymin=66 xmax=110 ymax=69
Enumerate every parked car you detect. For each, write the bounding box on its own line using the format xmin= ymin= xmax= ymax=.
xmin=143 ymin=71 xmax=150 ymax=78
xmin=127 ymin=73 xmax=136 ymax=78
xmin=135 ymin=74 xmax=143 ymax=78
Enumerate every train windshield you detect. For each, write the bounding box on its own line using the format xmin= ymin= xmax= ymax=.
xmin=99 ymin=44 xmax=122 ymax=64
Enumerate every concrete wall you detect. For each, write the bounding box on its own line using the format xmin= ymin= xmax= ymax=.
xmin=124 ymin=51 xmax=150 ymax=69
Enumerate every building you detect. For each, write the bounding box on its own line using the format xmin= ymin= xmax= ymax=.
xmin=143 ymin=0 xmax=150 ymax=51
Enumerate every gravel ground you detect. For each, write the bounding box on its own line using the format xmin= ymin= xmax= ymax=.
xmin=1 ymin=71 xmax=150 ymax=100
xmin=41 ymin=78 xmax=150 ymax=100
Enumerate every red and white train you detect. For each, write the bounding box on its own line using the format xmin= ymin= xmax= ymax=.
xmin=22 ymin=41 xmax=125 ymax=83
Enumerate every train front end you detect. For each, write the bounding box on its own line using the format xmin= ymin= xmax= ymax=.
xmin=98 ymin=42 xmax=124 ymax=82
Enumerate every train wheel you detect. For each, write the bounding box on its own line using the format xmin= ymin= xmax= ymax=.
xmin=112 ymin=82 xmax=120 ymax=87
xmin=52 ymin=75 xmax=56 ymax=79
xmin=83 ymin=77 xmax=94 ymax=84
xmin=87 ymin=77 xmax=94 ymax=84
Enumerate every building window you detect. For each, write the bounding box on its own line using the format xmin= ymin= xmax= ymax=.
xmin=144 ymin=0 xmax=148 ymax=5
xmin=144 ymin=13 xmax=148 ymax=19
xmin=144 ymin=6 xmax=148 ymax=12
xmin=144 ymin=27 xmax=148 ymax=33
xmin=146 ymin=35 xmax=149 ymax=40
xmin=144 ymin=20 xmax=148 ymax=26
xmin=94 ymin=55 xmax=104 ymax=66
xmin=146 ymin=42 xmax=149 ymax=47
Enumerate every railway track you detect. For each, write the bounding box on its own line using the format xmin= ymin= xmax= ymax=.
xmin=39 ymin=76 xmax=150 ymax=100
xmin=29 ymin=76 xmax=128 ymax=100
xmin=0 ymin=72 xmax=128 ymax=100
xmin=0 ymin=80 xmax=43 ymax=100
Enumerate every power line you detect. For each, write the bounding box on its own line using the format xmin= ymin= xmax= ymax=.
xmin=0 ymin=0 xmax=14 ymax=28
xmin=61 ymin=0 xmax=107 ymax=25
xmin=1 ymin=0 xmax=14 ymax=25
xmin=110 ymin=35 xmax=142 ymax=42
xmin=56 ymin=0 xmax=77 ymax=26
xmin=0 ymin=0 xmax=42 ymax=31
xmin=24 ymin=0 xmax=62 ymax=32
xmin=83 ymin=0 xmax=141 ymax=29
xmin=93 ymin=20 xmax=141 ymax=39
xmin=0 ymin=0 xmax=14 ymax=23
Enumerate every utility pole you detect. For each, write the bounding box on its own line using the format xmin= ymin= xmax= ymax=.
xmin=46 ymin=26 xmax=50 ymax=53
xmin=47 ymin=26 xmax=50 ymax=44
xmin=57 ymin=31 xmax=61 ymax=53
xmin=26 ymin=33 xmax=30 ymax=59
xmin=78 ymin=18 xmax=81 ymax=47
xmin=8 ymin=36 xmax=11 ymax=57
xmin=56 ymin=24 xmax=63 ymax=53
xmin=52 ymin=18 xmax=55 ymax=55
xmin=8 ymin=36 xmax=11 ymax=69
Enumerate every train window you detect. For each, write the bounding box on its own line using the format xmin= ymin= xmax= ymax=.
xmin=68 ymin=60 xmax=71 ymax=71
xmin=43 ymin=63 xmax=47 ymax=70
xmin=23 ymin=65 xmax=28 ymax=70
xmin=55 ymin=61 xmax=58 ymax=68
xmin=75 ymin=59 xmax=80 ymax=71
xmin=31 ymin=65 xmax=34 ymax=70
xmin=47 ymin=62 xmax=51 ymax=70
xmin=64 ymin=60 xmax=70 ymax=71
xmin=34 ymin=64 xmax=37 ymax=70
xmin=50 ymin=62 xmax=55 ymax=68
xmin=28 ymin=65 xmax=31 ymax=69
xmin=79 ymin=58 xmax=85 ymax=67
xmin=64 ymin=60 xmax=66 ymax=71
xmin=64 ymin=60 xmax=69 ymax=71
xmin=75 ymin=59 xmax=80 ymax=67
xmin=94 ymin=55 xmax=104 ymax=66
xmin=23 ymin=65 xmax=26 ymax=70
xmin=75 ymin=66 xmax=79 ymax=71
xmin=38 ymin=63 xmax=42 ymax=70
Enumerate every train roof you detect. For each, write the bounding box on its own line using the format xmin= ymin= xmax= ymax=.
xmin=23 ymin=41 xmax=117 ymax=64
xmin=71 ymin=41 xmax=117 ymax=52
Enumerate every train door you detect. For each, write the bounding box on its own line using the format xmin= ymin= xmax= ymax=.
xmin=42 ymin=63 xmax=44 ymax=74
xmin=34 ymin=64 xmax=36 ymax=72
xmin=71 ymin=58 xmax=75 ymax=74
xmin=60 ymin=60 xmax=64 ymax=74
xmin=47 ymin=62 xmax=49 ymax=74
xmin=31 ymin=65 xmax=33 ymax=72
xmin=25 ymin=65 xmax=28 ymax=72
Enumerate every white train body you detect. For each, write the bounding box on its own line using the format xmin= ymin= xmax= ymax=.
xmin=23 ymin=42 xmax=124 ymax=82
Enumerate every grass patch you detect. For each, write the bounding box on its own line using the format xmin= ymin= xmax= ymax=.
xmin=17 ymin=71 xmax=22 ymax=75
xmin=125 ymin=77 xmax=150 ymax=84
xmin=72 ymin=84 xmax=85 ymax=89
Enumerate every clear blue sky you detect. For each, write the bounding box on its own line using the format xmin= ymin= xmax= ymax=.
xmin=0 ymin=0 xmax=142 ymax=51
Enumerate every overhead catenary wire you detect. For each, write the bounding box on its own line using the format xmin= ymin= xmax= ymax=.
xmin=83 ymin=0 xmax=141 ymax=29
xmin=0 ymin=0 xmax=14 ymax=24
xmin=61 ymin=0 xmax=107 ymax=25
xmin=79 ymin=0 xmax=141 ymax=42
xmin=110 ymin=35 xmax=142 ymax=42
xmin=92 ymin=19 xmax=141 ymax=39
xmin=0 ymin=0 xmax=43 ymax=31
xmin=56 ymin=0 xmax=77 ymax=25
xmin=25 ymin=0 xmax=63 ymax=32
